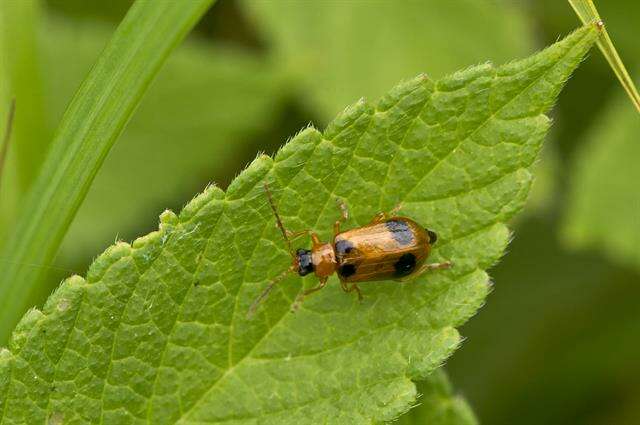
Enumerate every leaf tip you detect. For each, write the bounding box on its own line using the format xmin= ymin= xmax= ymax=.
xmin=160 ymin=209 xmax=179 ymax=226
xmin=0 ymin=347 xmax=10 ymax=359
xmin=8 ymin=307 xmax=44 ymax=352
xmin=417 ymin=72 xmax=430 ymax=82
xmin=226 ymin=154 xmax=273 ymax=200
xmin=86 ymin=242 xmax=132 ymax=283
xmin=179 ymin=183 xmax=224 ymax=222
xmin=42 ymin=275 xmax=86 ymax=316
xmin=323 ymin=104 xmax=374 ymax=149
xmin=257 ymin=152 xmax=272 ymax=162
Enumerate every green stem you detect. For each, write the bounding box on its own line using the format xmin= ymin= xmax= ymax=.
xmin=568 ymin=0 xmax=640 ymax=114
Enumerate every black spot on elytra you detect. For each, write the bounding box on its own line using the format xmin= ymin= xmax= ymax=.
xmin=339 ymin=264 xmax=357 ymax=278
xmin=385 ymin=219 xmax=413 ymax=246
xmin=394 ymin=253 xmax=416 ymax=277
xmin=335 ymin=239 xmax=354 ymax=256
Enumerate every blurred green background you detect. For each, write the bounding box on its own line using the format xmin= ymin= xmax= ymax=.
xmin=1 ymin=1 xmax=638 ymax=423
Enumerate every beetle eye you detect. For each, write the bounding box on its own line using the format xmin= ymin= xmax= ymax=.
xmin=427 ymin=229 xmax=438 ymax=244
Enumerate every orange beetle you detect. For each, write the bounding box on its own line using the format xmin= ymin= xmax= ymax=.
xmin=248 ymin=183 xmax=452 ymax=315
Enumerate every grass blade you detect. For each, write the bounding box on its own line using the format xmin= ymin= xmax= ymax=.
xmin=0 ymin=0 xmax=214 ymax=344
xmin=568 ymin=0 xmax=640 ymax=113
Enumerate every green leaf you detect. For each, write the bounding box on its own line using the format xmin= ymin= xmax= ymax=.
xmin=563 ymin=91 xmax=640 ymax=269
xmin=397 ymin=370 xmax=477 ymax=425
xmin=0 ymin=26 xmax=597 ymax=423
xmin=242 ymin=0 xmax=533 ymax=120
xmin=0 ymin=0 xmax=214 ymax=344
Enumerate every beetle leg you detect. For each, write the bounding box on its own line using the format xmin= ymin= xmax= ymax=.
xmin=369 ymin=212 xmax=386 ymax=224
xmin=340 ymin=280 xmax=364 ymax=301
xmin=285 ymin=229 xmax=311 ymax=240
xmin=415 ymin=261 xmax=453 ymax=277
xmin=349 ymin=283 xmax=364 ymax=302
xmin=395 ymin=261 xmax=453 ymax=282
xmin=387 ymin=203 xmax=403 ymax=217
xmin=422 ymin=261 xmax=453 ymax=271
xmin=333 ymin=198 xmax=349 ymax=236
xmin=292 ymin=276 xmax=328 ymax=311
xmin=369 ymin=204 xmax=403 ymax=224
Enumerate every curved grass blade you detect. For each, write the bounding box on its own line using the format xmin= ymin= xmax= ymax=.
xmin=0 ymin=0 xmax=215 ymax=344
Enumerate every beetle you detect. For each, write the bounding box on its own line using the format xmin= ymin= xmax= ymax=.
xmin=248 ymin=183 xmax=452 ymax=316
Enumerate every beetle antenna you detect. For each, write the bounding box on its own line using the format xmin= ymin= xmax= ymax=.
xmin=0 ymin=98 xmax=16 ymax=194
xmin=247 ymin=264 xmax=296 ymax=318
xmin=263 ymin=181 xmax=293 ymax=256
